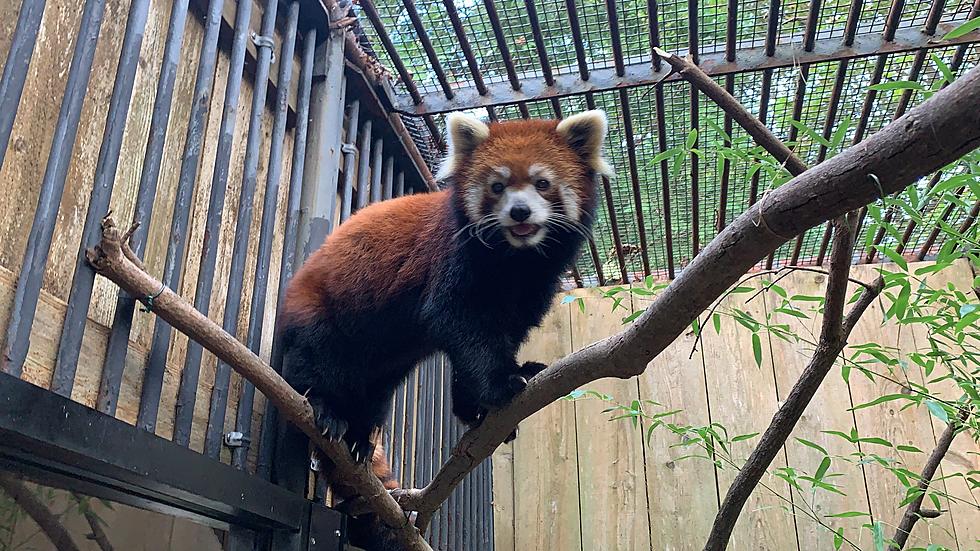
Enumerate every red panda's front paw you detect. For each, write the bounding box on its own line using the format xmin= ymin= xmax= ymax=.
xmin=520 ymin=361 xmax=549 ymax=378
xmin=309 ymin=397 xmax=348 ymax=442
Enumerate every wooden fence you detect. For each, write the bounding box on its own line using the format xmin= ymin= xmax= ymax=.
xmin=492 ymin=260 xmax=980 ymax=551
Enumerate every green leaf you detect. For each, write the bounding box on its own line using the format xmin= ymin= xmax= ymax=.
xmin=876 ymin=245 xmax=909 ymax=271
xmin=931 ymin=53 xmax=955 ymax=85
xmin=869 ymin=80 xmax=925 ymax=92
xmin=850 ymin=393 xmax=910 ymax=411
xmin=897 ymin=444 xmax=924 ymax=453
xmin=825 ymin=511 xmax=870 ymax=518
xmin=732 ymin=432 xmax=760 ymax=443
xmin=943 ymin=16 xmax=980 ymax=40
xmin=815 ymin=456 xmax=832 ymax=481
xmin=925 ymin=400 xmax=950 ymax=424
xmin=622 ymin=310 xmax=643 ymax=324
xmin=834 ymin=528 xmax=844 ymax=550
xmin=796 ymin=438 xmax=828 ymax=456
xmin=712 ymin=312 xmax=722 ymax=334
xmin=857 ymin=437 xmax=894 ymax=447
xmin=752 ymin=333 xmax=763 ymax=367
xmin=871 ymin=521 xmax=886 ymax=551
xmin=685 ymin=128 xmax=698 ymax=149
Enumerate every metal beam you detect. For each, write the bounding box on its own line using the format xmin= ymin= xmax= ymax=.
xmin=391 ymin=22 xmax=979 ymax=115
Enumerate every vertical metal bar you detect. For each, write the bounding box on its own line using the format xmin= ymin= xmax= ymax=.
xmin=299 ymin=24 xmax=347 ymax=256
xmin=355 ymin=119 xmax=374 ymax=211
xmin=370 ymin=138 xmax=384 ymax=204
xmin=688 ymin=0 xmax=699 ymax=63
xmin=439 ymin=356 xmax=452 ymax=550
xmin=403 ymin=0 xmax=455 ymax=99
xmin=517 ymin=102 xmax=531 ymax=119
xmin=717 ymin=75 xmax=734 ymax=234
xmin=257 ymin=24 xmax=318 ymax=481
xmin=765 ymin=0 xmax=781 ymax=56
xmin=786 ymin=63 xmax=811 ymax=266
xmin=690 ymin=88 xmax=700 ymax=257
xmin=340 ymin=101 xmax=361 ymax=223
xmin=97 ymin=0 xmax=192 ymax=415
xmin=749 ymin=69 xmax=773 ymax=208
xmin=413 ymin=361 xmax=428 ymax=489
xmin=1 ymin=0 xmax=108 ymax=377
xmin=382 ymin=157 xmax=395 ymax=201
xmin=813 ymin=60 xmax=848 ymax=266
xmin=403 ymin=367 xmax=419 ymax=487
xmin=917 ymin=188 xmax=968 ymax=260
xmin=647 ymin=0 xmax=661 ymax=71
xmin=443 ymin=0 xmax=488 ymax=95
xmin=50 ymin=0 xmax=152 ymax=397
xmin=565 ymin=0 xmax=590 ymax=81
xmin=618 ymin=89 xmax=651 ymax=275
xmin=429 ymin=359 xmax=444 ymax=545
xmin=601 ymin=174 xmax=630 ymax=283
xmin=893 ymin=49 xmax=927 ymax=119
xmin=0 ymin=0 xmax=47 ymax=173
xmin=606 ymin=0 xmax=625 ymax=76
xmin=358 ymin=0 xmax=423 ymax=104
xmin=654 ymin=85 xmax=674 ymax=278
xmin=843 ymin=0 xmax=864 ymax=46
xmin=391 ymin=379 xmax=407 ymax=485
xmin=232 ymin=0 xmax=302 ymax=471
xmin=525 ymin=0 xmax=554 ymax=85
xmin=483 ymin=0 xmax=522 ymax=90
xmin=137 ymin=0 xmax=224 ymax=432
xmin=725 ymin=0 xmax=738 ymax=62
xmin=395 ymin=170 xmax=405 ymax=198
xmin=172 ymin=0 xmax=255 ymax=447
xmin=883 ymin=0 xmax=906 ymax=41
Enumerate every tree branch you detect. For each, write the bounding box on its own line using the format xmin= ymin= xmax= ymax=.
xmin=0 ymin=475 xmax=82 ymax=551
xmin=889 ymin=415 xmax=965 ymax=550
xmin=703 ymin=214 xmax=884 ymax=550
xmin=73 ymin=493 xmax=114 ymax=551
xmin=84 ymin=217 xmax=431 ymax=551
xmin=393 ymin=64 xmax=980 ymax=519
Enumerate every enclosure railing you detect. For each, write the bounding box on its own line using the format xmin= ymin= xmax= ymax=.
xmin=0 ymin=0 xmax=490 ymax=549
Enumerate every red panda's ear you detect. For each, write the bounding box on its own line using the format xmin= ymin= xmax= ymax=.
xmin=436 ymin=112 xmax=489 ymax=181
xmin=556 ymin=110 xmax=613 ymax=177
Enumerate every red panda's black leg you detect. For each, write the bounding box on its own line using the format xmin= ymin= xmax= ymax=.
xmin=308 ymin=395 xmax=349 ymax=442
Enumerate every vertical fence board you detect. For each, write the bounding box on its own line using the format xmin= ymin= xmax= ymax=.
xmin=633 ymin=291 xmax=718 ymax=550
xmin=568 ymin=288 xmax=651 ymax=551
xmin=491 ymin=438 xmax=515 ymax=551
xmin=699 ymin=279 xmax=801 ymax=551
xmin=513 ymin=299 xmax=582 ymax=551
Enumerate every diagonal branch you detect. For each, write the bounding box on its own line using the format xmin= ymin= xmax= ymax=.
xmin=0 ymin=475 xmax=82 ymax=551
xmin=84 ymin=217 xmax=431 ymax=551
xmin=889 ymin=414 xmax=966 ymax=550
xmin=392 ymin=64 xmax=980 ymax=522
xmin=703 ymin=213 xmax=884 ymax=551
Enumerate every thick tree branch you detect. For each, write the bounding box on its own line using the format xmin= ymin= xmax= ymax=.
xmin=703 ymin=213 xmax=883 ymax=551
xmin=0 ymin=475 xmax=82 ymax=551
xmin=655 ymin=47 xmax=808 ymax=177
xmin=889 ymin=416 xmax=964 ymax=550
xmin=84 ymin=217 xmax=431 ymax=551
xmin=398 ymin=65 xmax=980 ymax=522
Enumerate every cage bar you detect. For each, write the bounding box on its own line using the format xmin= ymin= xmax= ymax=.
xmin=356 ymin=120 xmax=374 ymax=211
xmin=0 ymin=0 xmax=47 ymax=173
xmin=341 ymin=101 xmax=361 ymax=223
xmin=371 ymin=138 xmax=385 ymax=204
xmin=566 ymin=0 xmax=590 ymax=80
xmin=525 ymin=0 xmax=555 ymax=85
xmin=655 ymin=85 xmax=675 ymax=278
xmin=403 ymin=0 xmax=455 ymax=99
xmin=484 ymin=0 xmax=522 ymax=91
xmin=443 ymin=0 xmax=488 ymax=95
xmin=618 ymin=89 xmax=651 ymax=275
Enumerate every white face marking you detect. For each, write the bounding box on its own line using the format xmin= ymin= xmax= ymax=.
xmin=559 ymin=184 xmax=581 ymax=222
xmin=496 ymin=187 xmax=551 ymax=248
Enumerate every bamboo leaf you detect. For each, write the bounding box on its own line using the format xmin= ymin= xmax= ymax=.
xmin=943 ymin=16 xmax=980 ymax=40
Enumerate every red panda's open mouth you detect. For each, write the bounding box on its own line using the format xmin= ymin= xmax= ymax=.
xmin=508 ymin=223 xmax=540 ymax=238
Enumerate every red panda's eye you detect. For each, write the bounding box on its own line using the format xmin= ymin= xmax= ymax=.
xmin=535 ymin=179 xmax=550 ymax=190
xmin=491 ymin=182 xmax=505 ymax=194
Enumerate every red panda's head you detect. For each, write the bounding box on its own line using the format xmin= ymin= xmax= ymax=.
xmin=436 ymin=110 xmax=611 ymax=249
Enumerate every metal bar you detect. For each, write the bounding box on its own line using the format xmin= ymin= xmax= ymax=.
xmin=648 ymin=0 xmax=661 ymax=70
xmin=358 ymin=0 xmax=422 ymax=104
xmin=370 ymin=138 xmax=384 ymax=204
xmin=619 ymin=89 xmax=651 ymax=275
xmin=441 ymin=1 xmax=487 ymax=96
xmin=0 ymin=0 xmax=47 ymax=173
xmin=395 ymin=170 xmax=406 ymax=197
xmin=382 ymin=157 xmax=395 ymax=200
xmin=550 ymin=97 xmax=563 ymax=118
xmin=726 ymin=0 xmax=738 ymax=61
xmin=232 ymin=0 xmax=302 ymax=471
xmin=49 ymin=0 xmax=151 ymax=396
xmin=717 ymin=75 xmax=734 ymax=234
xmin=602 ymin=175 xmax=630 ymax=283
xmin=689 ymin=0 xmax=699 ymax=62
xmin=565 ymin=0 xmax=590 ymax=80
xmin=606 ymin=0 xmax=626 ymax=75
xmin=392 ymin=22 xmax=980 ymax=115
xmin=439 ymin=356 xmax=452 ymax=550
xmin=257 ymin=24 xmax=318 ymax=481
xmin=429 ymin=359 xmax=444 ymax=545
xmin=340 ymin=101 xmax=361 ymax=223
xmin=298 ymin=24 xmax=347 ymax=257
xmin=956 ymin=200 xmax=980 ymax=236
xmin=894 ymin=172 xmax=942 ymax=255
xmin=413 ymin=361 xmax=429 ymax=489
xmin=391 ymin=379 xmax=406 ymax=486
xmin=172 ymin=0 xmax=255 ymax=447
xmin=525 ymin=0 xmax=554 ymax=85
xmin=136 ymin=0 xmax=224 ymax=433
xmin=403 ymin=0 xmax=454 ymax=99
xmin=97 ymin=0 xmax=191 ymax=415
xmin=893 ymin=49 xmax=927 ymax=119
xmin=804 ymin=0 xmax=822 ymax=52
xmin=924 ymin=0 xmax=947 ymax=35
xmin=787 ymin=63 xmax=811 ymax=266
xmin=765 ymin=0 xmax=780 ymax=56
xmin=917 ymin=188 xmax=968 ymax=260
xmin=486 ymin=105 xmax=499 ymax=122
xmin=483 ymin=0 xmax=522 ymax=90
xmin=0 ymin=374 xmax=308 ymax=531
xmin=655 ymin=85 xmax=675 ymax=278
xmin=403 ymin=368 xmax=418 ymax=487
xmin=690 ymin=88 xmax=700 ymax=257
xmin=843 ymin=0 xmax=864 ymax=45
xmin=1 ymin=0 xmax=107 ymax=377
xmin=884 ymin=0 xmax=906 ymax=41
xmin=812 ymin=60 xmax=848 ymax=266
xmin=518 ymin=102 xmax=531 ymax=118
xmin=355 ymin=119 xmax=374 ymax=211
xmin=748 ymin=69 xmax=773 ymax=208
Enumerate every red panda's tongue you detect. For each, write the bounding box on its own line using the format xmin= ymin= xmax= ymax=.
xmin=511 ymin=223 xmax=538 ymax=237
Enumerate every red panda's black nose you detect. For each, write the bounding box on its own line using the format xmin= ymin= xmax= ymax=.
xmin=510 ymin=204 xmax=531 ymax=222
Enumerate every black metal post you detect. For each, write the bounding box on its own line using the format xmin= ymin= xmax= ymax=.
xmin=382 ymin=157 xmax=394 ymax=201
xmin=340 ymin=101 xmax=361 ymax=223
xmin=355 ymin=119 xmax=374 ymax=211
xmin=370 ymin=137 xmax=384 ymax=204
xmin=0 ymin=0 xmax=47 ymax=173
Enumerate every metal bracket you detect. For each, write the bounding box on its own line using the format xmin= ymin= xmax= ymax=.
xmin=340 ymin=143 xmax=357 ymax=155
xmin=250 ymin=32 xmax=276 ymax=64
xmin=223 ymin=431 xmax=250 ymax=448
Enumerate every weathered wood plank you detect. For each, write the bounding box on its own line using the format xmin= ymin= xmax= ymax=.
xmin=490 ymin=440 xmax=515 ymax=551
xmin=512 ymin=299 xmax=582 ymax=551
xmin=633 ymin=290 xmax=719 ymax=550
xmin=700 ymin=279 xmax=801 ymax=551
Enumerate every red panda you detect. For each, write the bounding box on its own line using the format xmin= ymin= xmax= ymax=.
xmin=278 ymin=111 xmax=609 ymax=544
